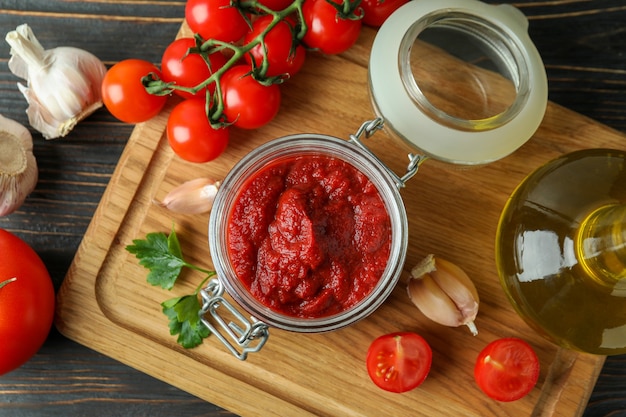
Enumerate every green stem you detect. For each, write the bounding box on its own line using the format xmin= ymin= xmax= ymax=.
xmin=183 ymin=261 xmax=215 ymax=277
xmin=193 ymin=272 xmax=216 ymax=295
xmin=0 ymin=277 xmax=17 ymax=290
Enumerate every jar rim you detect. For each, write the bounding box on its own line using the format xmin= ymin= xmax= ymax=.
xmin=208 ymin=134 xmax=408 ymax=332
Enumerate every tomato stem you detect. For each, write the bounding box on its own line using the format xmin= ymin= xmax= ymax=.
xmin=0 ymin=277 xmax=17 ymax=289
xmin=193 ymin=273 xmax=216 ymax=295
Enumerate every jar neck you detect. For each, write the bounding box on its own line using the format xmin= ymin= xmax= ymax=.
xmin=576 ymin=204 xmax=626 ymax=287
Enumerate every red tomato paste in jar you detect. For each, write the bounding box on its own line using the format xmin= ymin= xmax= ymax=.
xmin=227 ymin=154 xmax=392 ymax=318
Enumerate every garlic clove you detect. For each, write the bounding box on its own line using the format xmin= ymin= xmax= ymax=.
xmin=0 ymin=114 xmax=38 ymax=216
xmin=408 ymin=272 xmax=467 ymax=326
xmin=407 ymin=254 xmax=479 ymax=336
xmin=156 ymin=178 xmax=221 ymax=214
xmin=5 ymin=24 xmax=107 ymax=139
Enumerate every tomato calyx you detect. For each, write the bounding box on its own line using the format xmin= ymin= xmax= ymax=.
xmin=142 ymin=72 xmax=176 ymax=96
xmin=324 ymin=0 xmax=363 ymax=21
xmin=0 ymin=277 xmax=17 ymax=290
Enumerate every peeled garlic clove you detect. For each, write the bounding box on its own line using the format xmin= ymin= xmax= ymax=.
xmin=5 ymin=24 xmax=107 ymax=139
xmin=156 ymin=178 xmax=220 ymax=214
xmin=407 ymin=254 xmax=479 ymax=335
xmin=0 ymin=114 xmax=38 ymax=216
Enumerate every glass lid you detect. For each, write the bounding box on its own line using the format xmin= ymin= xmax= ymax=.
xmin=369 ymin=0 xmax=548 ymax=165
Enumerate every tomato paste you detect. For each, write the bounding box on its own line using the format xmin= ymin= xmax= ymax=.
xmin=227 ymin=155 xmax=392 ymax=318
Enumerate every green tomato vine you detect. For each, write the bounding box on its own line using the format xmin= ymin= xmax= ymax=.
xmin=142 ymin=0 xmax=362 ymax=128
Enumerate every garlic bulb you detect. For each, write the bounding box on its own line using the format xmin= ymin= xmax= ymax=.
xmin=156 ymin=178 xmax=221 ymax=214
xmin=5 ymin=24 xmax=107 ymax=139
xmin=0 ymin=114 xmax=38 ymax=216
xmin=407 ymin=254 xmax=479 ymax=336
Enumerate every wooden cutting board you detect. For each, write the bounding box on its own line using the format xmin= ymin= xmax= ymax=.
xmin=55 ymin=22 xmax=621 ymax=416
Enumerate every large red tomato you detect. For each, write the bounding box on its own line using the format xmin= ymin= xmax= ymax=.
xmin=0 ymin=229 xmax=55 ymax=375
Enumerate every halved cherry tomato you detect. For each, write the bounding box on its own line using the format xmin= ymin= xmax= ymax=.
xmin=244 ymin=15 xmax=306 ymax=78
xmin=366 ymin=332 xmax=432 ymax=393
xmin=101 ymin=59 xmax=168 ymax=124
xmin=185 ymin=0 xmax=249 ymax=43
xmin=302 ymin=0 xmax=363 ymax=55
xmin=360 ymin=0 xmax=408 ymax=27
xmin=161 ymin=37 xmax=227 ymax=99
xmin=167 ymin=99 xmax=229 ymax=163
xmin=474 ymin=337 xmax=540 ymax=402
xmin=220 ymin=65 xmax=281 ymax=129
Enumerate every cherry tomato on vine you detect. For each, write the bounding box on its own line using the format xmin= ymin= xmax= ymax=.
xmin=0 ymin=229 xmax=55 ymax=376
xmin=161 ymin=37 xmax=227 ymax=100
xmin=366 ymin=332 xmax=432 ymax=393
xmin=185 ymin=0 xmax=249 ymax=43
xmin=221 ymin=65 xmax=281 ymax=130
xmin=360 ymin=0 xmax=408 ymax=27
xmin=302 ymin=0 xmax=363 ymax=55
xmin=167 ymin=99 xmax=229 ymax=163
xmin=244 ymin=15 xmax=306 ymax=78
xmin=101 ymin=59 xmax=168 ymax=124
xmin=474 ymin=338 xmax=540 ymax=402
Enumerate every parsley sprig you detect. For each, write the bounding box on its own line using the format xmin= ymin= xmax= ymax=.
xmin=126 ymin=226 xmax=215 ymax=348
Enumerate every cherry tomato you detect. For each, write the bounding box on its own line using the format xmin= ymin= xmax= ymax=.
xmin=244 ymin=15 xmax=306 ymax=78
xmin=221 ymin=65 xmax=281 ymax=129
xmin=161 ymin=38 xmax=227 ymax=100
xmin=167 ymin=99 xmax=229 ymax=163
xmin=366 ymin=332 xmax=432 ymax=393
xmin=360 ymin=0 xmax=408 ymax=27
xmin=102 ymin=59 xmax=168 ymax=124
xmin=474 ymin=337 xmax=540 ymax=402
xmin=185 ymin=0 xmax=249 ymax=43
xmin=0 ymin=229 xmax=55 ymax=375
xmin=302 ymin=0 xmax=363 ymax=55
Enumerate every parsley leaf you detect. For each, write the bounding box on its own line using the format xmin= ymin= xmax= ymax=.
xmin=126 ymin=225 xmax=216 ymax=349
xmin=162 ymin=294 xmax=211 ymax=349
xmin=126 ymin=228 xmax=185 ymax=290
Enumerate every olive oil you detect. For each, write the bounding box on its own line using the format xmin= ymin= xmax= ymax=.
xmin=496 ymin=149 xmax=626 ymax=355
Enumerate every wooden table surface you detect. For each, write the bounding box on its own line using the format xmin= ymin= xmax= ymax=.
xmin=1 ymin=1 xmax=626 ymax=416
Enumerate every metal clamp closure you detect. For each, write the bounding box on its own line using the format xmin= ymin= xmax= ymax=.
xmin=348 ymin=118 xmax=426 ymax=188
xmin=199 ymin=278 xmax=269 ymax=360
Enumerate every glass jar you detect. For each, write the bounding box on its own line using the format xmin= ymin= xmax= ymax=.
xmin=203 ymin=130 xmax=414 ymax=359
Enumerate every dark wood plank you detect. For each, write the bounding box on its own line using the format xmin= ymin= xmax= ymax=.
xmin=0 ymin=0 xmax=626 ymax=416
